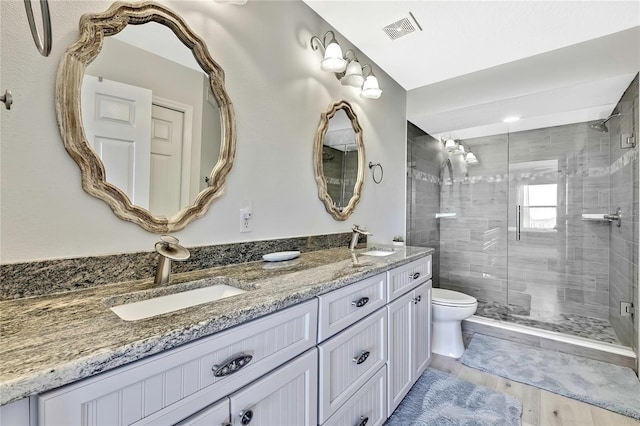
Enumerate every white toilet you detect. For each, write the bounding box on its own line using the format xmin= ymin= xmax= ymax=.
xmin=431 ymin=288 xmax=478 ymax=358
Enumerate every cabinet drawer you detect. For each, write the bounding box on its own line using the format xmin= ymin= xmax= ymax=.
xmin=38 ymin=299 xmax=318 ymax=426
xmin=387 ymin=255 xmax=432 ymax=301
xmin=317 ymin=272 xmax=386 ymax=342
xmin=318 ymin=308 xmax=387 ymax=424
xmin=322 ymin=365 xmax=387 ymax=426
xmin=175 ymin=398 xmax=229 ymax=426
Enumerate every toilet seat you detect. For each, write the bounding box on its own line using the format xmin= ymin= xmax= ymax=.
xmin=432 ymin=288 xmax=477 ymax=307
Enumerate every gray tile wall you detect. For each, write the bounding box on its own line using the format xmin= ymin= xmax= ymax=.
xmin=608 ymin=74 xmax=639 ymax=350
xmin=439 ymin=134 xmax=509 ymax=306
xmin=406 ymin=122 xmax=442 ymax=286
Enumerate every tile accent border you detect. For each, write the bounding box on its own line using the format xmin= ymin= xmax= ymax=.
xmin=0 ymin=233 xmax=359 ymax=300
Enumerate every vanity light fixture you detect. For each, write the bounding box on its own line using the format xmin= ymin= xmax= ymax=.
xmin=341 ymin=51 xmax=365 ymax=87
xmin=310 ymin=31 xmax=383 ymax=99
xmin=310 ymin=31 xmax=347 ymax=72
xmin=361 ymin=65 xmax=382 ymax=99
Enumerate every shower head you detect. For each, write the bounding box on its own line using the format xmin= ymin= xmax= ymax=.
xmin=589 ymin=112 xmax=621 ymax=133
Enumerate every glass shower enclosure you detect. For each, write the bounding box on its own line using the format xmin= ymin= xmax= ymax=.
xmin=407 ymin=75 xmax=639 ymax=353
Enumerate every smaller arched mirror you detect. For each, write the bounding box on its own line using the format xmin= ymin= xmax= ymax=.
xmin=314 ymin=101 xmax=365 ymax=220
xmin=56 ymin=2 xmax=235 ymax=233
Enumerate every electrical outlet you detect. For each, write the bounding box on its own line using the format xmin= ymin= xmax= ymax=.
xmin=240 ymin=208 xmax=252 ymax=233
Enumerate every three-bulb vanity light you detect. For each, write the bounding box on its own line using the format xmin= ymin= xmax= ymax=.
xmin=310 ymin=31 xmax=383 ymax=99
xmin=444 ymin=138 xmax=479 ymax=165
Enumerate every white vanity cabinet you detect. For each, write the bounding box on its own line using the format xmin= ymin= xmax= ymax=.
xmin=315 ymin=272 xmax=388 ymax=425
xmin=177 ymin=349 xmax=318 ymax=426
xmin=387 ymin=280 xmax=432 ymax=414
xmin=37 ymin=299 xmax=318 ymax=426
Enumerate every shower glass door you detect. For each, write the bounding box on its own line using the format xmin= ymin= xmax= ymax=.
xmin=506 ymin=123 xmax=621 ymax=344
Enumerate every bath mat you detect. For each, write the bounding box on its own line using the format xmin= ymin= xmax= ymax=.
xmin=461 ymin=333 xmax=640 ymax=419
xmin=385 ymin=368 xmax=522 ymax=426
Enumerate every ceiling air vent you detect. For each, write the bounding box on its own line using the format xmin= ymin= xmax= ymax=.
xmin=383 ymin=13 xmax=421 ymax=41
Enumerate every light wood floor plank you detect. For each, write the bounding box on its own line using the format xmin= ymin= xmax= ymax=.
xmin=540 ymin=390 xmax=594 ymax=426
xmin=495 ymin=377 xmax=540 ymax=426
xmin=429 ymin=353 xmax=462 ymax=376
xmin=428 ymin=354 xmax=639 ymax=426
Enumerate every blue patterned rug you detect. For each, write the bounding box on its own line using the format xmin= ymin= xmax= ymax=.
xmin=461 ymin=334 xmax=640 ymax=420
xmin=385 ymin=368 xmax=522 ymax=426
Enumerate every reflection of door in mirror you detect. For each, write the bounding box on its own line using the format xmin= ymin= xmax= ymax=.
xmin=82 ymin=22 xmax=222 ymax=218
xmin=322 ymin=109 xmax=357 ymax=210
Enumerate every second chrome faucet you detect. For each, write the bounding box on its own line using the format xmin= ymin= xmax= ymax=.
xmin=350 ymin=225 xmax=372 ymax=250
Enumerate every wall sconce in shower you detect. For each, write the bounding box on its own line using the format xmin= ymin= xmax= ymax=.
xmin=465 ymin=152 xmax=479 ymax=165
xmin=310 ymin=31 xmax=383 ymax=99
xmin=444 ymin=139 xmax=457 ymax=151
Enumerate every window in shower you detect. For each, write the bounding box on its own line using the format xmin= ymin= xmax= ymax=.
xmin=521 ymin=183 xmax=557 ymax=230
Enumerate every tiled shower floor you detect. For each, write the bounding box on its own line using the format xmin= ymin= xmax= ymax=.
xmin=475 ymin=300 xmax=622 ymax=345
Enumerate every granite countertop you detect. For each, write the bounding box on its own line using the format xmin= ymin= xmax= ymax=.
xmin=0 ymin=245 xmax=433 ymax=405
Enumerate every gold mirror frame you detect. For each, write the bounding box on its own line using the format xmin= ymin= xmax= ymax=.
xmin=55 ymin=1 xmax=236 ymax=233
xmin=313 ymin=100 xmax=365 ymax=221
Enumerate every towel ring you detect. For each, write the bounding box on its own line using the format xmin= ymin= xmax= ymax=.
xmin=24 ymin=0 xmax=52 ymax=57
xmin=369 ymin=162 xmax=383 ymax=184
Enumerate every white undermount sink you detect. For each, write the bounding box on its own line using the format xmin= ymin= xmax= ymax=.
xmin=108 ymin=278 xmax=248 ymax=321
xmin=361 ymin=249 xmax=395 ymax=257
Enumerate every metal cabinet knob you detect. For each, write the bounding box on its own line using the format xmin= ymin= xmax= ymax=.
xmin=239 ymin=409 xmax=254 ymax=425
xmin=356 ymin=416 xmax=369 ymax=426
xmin=411 ymin=272 xmax=420 ymax=280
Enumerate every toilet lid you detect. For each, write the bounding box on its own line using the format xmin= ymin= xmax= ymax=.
xmin=432 ymin=288 xmax=477 ymax=306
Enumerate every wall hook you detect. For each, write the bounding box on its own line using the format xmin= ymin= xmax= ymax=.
xmin=1 ymin=90 xmax=13 ymax=110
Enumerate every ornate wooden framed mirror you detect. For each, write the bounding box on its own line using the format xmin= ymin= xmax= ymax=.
xmin=313 ymin=100 xmax=365 ymax=221
xmin=56 ymin=1 xmax=236 ymax=232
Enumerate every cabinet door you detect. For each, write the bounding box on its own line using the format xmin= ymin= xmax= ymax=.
xmin=322 ymin=366 xmax=387 ymax=426
xmin=229 ymin=349 xmax=317 ymax=426
xmin=176 ymin=398 xmax=230 ymax=426
xmin=412 ymin=281 xmax=432 ymax=380
xmin=386 ymin=291 xmax=414 ymax=415
xmin=318 ymin=308 xmax=387 ymax=423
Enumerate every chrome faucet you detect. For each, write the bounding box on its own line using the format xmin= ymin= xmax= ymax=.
xmin=154 ymin=235 xmax=190 ymax=285
xmin=350 ymin=225 xmax=372 ymax=251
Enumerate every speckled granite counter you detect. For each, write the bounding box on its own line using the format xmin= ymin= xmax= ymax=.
xmin=0 ymin=245 xmax=432 ymax=405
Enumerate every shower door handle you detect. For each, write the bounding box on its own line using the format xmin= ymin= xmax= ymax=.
xmin=516 ymin=205 xmax=521 ymax=241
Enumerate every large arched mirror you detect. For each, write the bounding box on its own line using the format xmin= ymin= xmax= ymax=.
xmin=314 ymin=101 xmax=365 ymax=221
xmin=56 ymin=2 xmax=235 ymax=232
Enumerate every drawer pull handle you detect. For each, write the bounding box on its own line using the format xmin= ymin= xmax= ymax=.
xmin=356 ymin=416 xmax=369 ymax=426
xmin=352 ymin=297 xmax=370 ymax=308
xmin=411 ymin=272 xmax=421 ymax=280
xmin=353 ymin=351 xmax=370 ymax=365
xmin=239 ymin=409 xmax=254 ymax=425
xmin=413 ymin=295 xmax=422 ymax=304
xmin=212 ymin=353 xmax=253 ymax=377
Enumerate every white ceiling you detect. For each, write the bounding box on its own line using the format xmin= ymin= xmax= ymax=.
xmin=304 ymin=1 xmax=640 ymax=138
